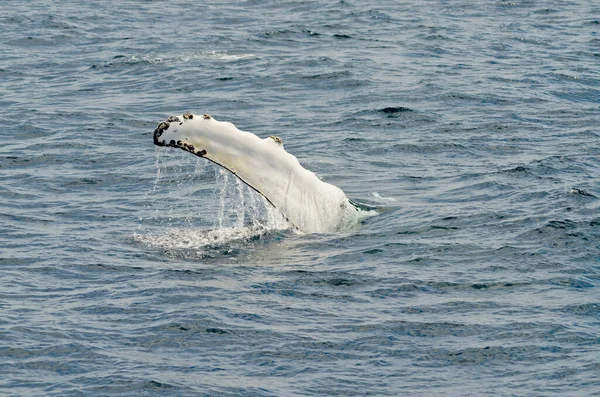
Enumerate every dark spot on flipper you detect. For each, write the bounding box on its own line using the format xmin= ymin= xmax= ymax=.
xmin=167 ymin=115 xmax=181 ymax=123
xmin=170 ymin=140 xmax=176 ymax=146
xmin=177 ymin=140 xmax=182 ymax=146
xmin=197 ymin=149 xmax=207 ymax=157
xmin=153 ymin=121 xmax=170 ymax=145
xmin=188 ymin=145 xmax=195 ymax=152
xmin=203 ymin=114 xmax=211 ymax=120
xmin=158 ymin=122 xmax=169 ymax=132
xmin=183 ymin=112 xmax=193 ymax=120
xmin=269 ymin=135 xmax=283 ymax=144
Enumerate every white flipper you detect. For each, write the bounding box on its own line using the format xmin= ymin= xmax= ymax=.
xmin=153 ymin=113 xmax=362 ymax=233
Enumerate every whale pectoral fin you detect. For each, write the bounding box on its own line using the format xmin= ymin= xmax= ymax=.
xmin=152 ymin=113 xmax=378 ymax=232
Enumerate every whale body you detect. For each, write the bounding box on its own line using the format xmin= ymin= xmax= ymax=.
xmin=153 ymin=113 xmax=364 ymax=233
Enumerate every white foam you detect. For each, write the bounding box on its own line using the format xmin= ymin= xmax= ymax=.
xmin=125 ymin=50 xmax=255 ymax=65
xmin=372 ymin=192 xmax=397 ymax=201
xmin=134 ymin=226 xmax=265 ymax=251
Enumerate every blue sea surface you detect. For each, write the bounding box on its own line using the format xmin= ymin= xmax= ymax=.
xmin=1 ymin=1 xmax=599 ymax=396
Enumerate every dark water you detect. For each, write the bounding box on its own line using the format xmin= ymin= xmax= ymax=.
xmin=2 ymin=1 xmax=599 ymax=395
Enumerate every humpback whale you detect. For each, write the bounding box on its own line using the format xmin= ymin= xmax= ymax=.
xmin=153 ymin=113 xmax=371 ymax=233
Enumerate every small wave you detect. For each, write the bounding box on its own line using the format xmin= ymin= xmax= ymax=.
xmin=503 ymin=165 xmax=533 ymax=174
xmin=92 ymin=50 xmax=255 ymax=70
xmin=379 ymin=106 xmax=413 ymax=114
xmin=201 ymin=50 xmax=256 ymax=61
xmin=133 ymin=50 xmax=255 ymax=64
xmin=372 ymin=192 xmax=396 ymax=202
xmin=302 ymin=71 xmax=352 ymax=80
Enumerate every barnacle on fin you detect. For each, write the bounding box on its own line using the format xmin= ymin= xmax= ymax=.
xmin=269 ymin=135 xmax=283 ymax=144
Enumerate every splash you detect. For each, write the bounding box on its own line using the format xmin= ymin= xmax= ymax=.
xmin=133 ymin=150 xmax=289 ymax=255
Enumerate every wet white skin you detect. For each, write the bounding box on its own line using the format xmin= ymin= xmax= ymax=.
xmin=153 ymin=113 xmax=362 ymax=233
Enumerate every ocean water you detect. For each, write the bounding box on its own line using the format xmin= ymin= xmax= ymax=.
xmin=1 ymin=0 xmax=599 ymax=395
